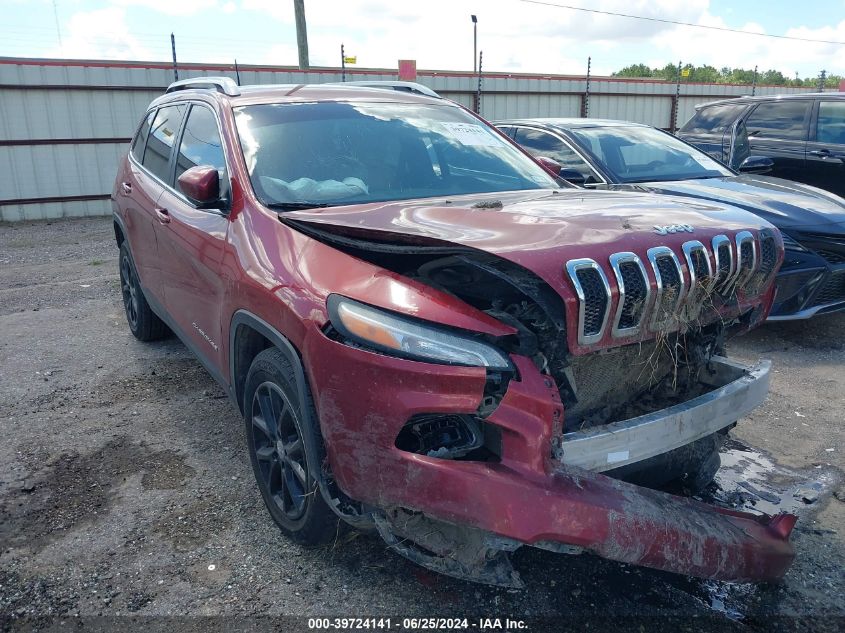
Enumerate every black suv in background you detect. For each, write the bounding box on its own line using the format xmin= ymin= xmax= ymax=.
xmin=679 ymin=93 xmax=845 ymax=197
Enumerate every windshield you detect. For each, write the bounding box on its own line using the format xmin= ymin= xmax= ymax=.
xmin=234 ymin=101 xmax=558 ymax=207
xmin=570 ymin=125 xmax=733 ymax=183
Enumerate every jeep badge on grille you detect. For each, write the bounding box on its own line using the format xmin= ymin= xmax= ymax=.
xmin=653 ymin=224 xmax=695 ymax=235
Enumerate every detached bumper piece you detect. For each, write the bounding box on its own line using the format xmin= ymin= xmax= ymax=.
xmin=560 ymin=357 xmax=770 ymax=472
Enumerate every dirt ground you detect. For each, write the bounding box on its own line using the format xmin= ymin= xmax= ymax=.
xmin=1 ymin=217 xmax=843 ymax=632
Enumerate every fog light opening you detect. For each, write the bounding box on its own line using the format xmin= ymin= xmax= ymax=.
xmin=395 ymin=414 xmax=500 ymax=461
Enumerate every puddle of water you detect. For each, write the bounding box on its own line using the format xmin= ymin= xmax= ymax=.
xmin=679 ymin=437 xmax=839 ymax=621
xmin=698 ymin=437 xmax=838 ymax=517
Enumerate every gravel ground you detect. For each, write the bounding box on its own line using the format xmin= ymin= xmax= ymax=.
xmin=1 ymin=217 xmax=843 ymax=632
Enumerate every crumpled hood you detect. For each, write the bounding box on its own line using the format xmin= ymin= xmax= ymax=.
xmin=283 ymin=188 xmax=773 ymax=269
xmin=283 ymin=188 xmax=779 ymax=354
xmin=624 ymin=175 xmax=845 ymax=229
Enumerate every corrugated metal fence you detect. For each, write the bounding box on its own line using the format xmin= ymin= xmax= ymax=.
xmin=0 ymin=57 xmax=815 ymax=221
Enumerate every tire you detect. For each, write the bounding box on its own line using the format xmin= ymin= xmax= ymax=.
xmin=243 ymin=347 xmax=337 ymax=545
xmin=119 ymin=242 xmax=168 ymax=342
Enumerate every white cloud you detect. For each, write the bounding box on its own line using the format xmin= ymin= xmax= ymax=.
xmin=114 ymin=0 xmax=218 ymax=17
xmin=30 ymin=0 xmax=845 ymax=77
xmin=48 ymin=7 xmax=152 ymax=60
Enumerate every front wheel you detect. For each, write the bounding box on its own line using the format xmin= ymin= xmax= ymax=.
xmin=243 ymin=348 xmax=337 ymax=545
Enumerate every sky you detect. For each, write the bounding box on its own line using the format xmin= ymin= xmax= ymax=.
xmin=1 ymin=0 xmax=844 ymax=78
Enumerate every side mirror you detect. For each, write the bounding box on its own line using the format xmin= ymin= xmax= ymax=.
xmin=558 ymin=168 xmax=587 ymax=185
xmin=738 ymin=155 xmax=774 ymax=175
xmin=177 ymin=165 xmax=221 ymax=206
xmin=535 ymin=155 xmax=563 ymax=177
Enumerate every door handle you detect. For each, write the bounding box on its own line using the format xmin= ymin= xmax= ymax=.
xmin=155 ymin=207 xmax=171 ymax=224
xmin=810 ymin=149 xmax=830 ymax=157
xmin=121 ymin=182 xmax=132 ymax=195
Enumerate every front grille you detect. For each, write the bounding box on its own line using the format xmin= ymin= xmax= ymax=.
xmin=812 ymin=271 xmax=845 ymax=306
xmin=690 ymin=248 xmax=710 ymax=281
xmin=566 ymin=259 xmax=611 ymax=344
xmin=609 ymin=253 xmax=650 ymax=336
xmin=567 ymin=231 xmax=768 ymax=345
xmin=649 ymin=248 xmax=684 ymax=328
xmin=747 ymin=232 xmax=778 ymax=295
xmin=712 ymin=235 xmax=733 ymax=291
xmin=618 ymin=262 xmax=648 ymax=329
xmin=759 ymin=234 xmax=778 ymax=276
xmin=577 ymin=268 xmax=608 ymax=336
xmin=818 ymin=249 xmax=845 ymax=265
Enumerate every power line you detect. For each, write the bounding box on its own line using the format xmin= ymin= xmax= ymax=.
xmin=520 ymin=0 xmax=845 ymax=46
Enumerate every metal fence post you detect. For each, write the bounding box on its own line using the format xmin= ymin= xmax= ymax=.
xmin=170 ymin=33 xmax=178 ymax=82
xmin=583 ymin=56 xmax=591 ymax=118
xmin=671 ymin=60 xmax=682 ymax=133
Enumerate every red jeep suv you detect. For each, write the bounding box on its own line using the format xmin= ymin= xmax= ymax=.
xmin=113 ymin=77 xmax=793 ymax=586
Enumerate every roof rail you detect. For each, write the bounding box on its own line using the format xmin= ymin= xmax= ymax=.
xmin=165 ymin=76 xmax=241 ymax=97
xmin=324 ymin=80 xmax=441 ymax=98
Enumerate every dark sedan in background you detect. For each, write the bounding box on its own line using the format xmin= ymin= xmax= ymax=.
xmin=496 ymin=118 xmax=845 ymax=320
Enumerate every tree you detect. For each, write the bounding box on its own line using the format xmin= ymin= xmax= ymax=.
xmin=612 ymin=64 xmax=653 ymax=78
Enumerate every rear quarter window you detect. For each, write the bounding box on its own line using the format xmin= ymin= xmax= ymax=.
xmin=130 ymin=110 xmax=155 ymax=162
xmin=680 ymin=103 xmax=745 ymax=135
xmin=816 ymin=101 xmax=845 ymax=144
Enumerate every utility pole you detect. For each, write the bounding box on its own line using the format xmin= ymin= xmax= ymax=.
xmin=171 ymin=33 xmax=178 ymax=82
xmin=341 ymin=43 xmax=346 ymax=82
xmin=751 ymin=65 xmax=758 ymax=96
xmin=293 ymin=0 xmax=310 ymax=70
xmin=471 ymin=15 xmax=478 ymax=73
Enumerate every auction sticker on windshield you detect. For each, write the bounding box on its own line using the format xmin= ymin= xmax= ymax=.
xmin=440 ymin=121 xmax=501 ymax=146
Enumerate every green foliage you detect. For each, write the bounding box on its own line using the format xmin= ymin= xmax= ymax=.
xmin=611 ymin=63 xmax=842 ymax=88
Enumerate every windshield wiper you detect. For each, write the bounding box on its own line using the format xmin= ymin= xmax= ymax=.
xmin=264 ymin=201 xmax=332 ymax=211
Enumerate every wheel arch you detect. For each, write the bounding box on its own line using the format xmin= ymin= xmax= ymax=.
xmin=229 ymin=310 xmax=310 ymax=418
xmin=113 ymin=212 xmax=128 ymax=248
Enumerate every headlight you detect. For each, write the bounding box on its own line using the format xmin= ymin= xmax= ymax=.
xmin=327 ymin=295 xmax=512 ymax=370
xmin=781 ymin=233 xmax=808 ymax=252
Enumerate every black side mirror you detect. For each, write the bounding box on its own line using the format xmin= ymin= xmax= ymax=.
xmin=558 ymin=168 xmax=587 ymax=185
xmin=738 ymin=156 xmax=774 ymax=175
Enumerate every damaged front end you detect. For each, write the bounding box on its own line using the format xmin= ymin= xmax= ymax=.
xmin=287 ymin=206 xmax=795 ymax=587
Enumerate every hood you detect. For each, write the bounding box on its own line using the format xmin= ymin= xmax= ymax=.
xmin=282 ymin=188 xmax=780 ymax=355
xmin=624 ymin=175 xmax=845 ymax=230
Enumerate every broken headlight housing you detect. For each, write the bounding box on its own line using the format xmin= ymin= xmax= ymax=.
xmin=327 ymin=295 xmax=513 ymax=370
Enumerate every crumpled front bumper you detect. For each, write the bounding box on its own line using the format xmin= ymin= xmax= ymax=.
xmin=304 ymin=327 xmax=795 ymax=582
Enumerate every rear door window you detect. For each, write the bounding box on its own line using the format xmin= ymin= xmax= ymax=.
xmin=816 ymin=101 xmax=845 ymax=144
xmin=680 ymin=103 xmax=745 ymax=135
xmin=745 ymin=101 xmax=811 ymax=140
xmin=130 ymin=109 xmax=155 ymax=162
xmin=142 ymin=104 xmax=188 ymax=184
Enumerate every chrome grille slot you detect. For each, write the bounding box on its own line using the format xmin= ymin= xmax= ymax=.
xmin=682 ymin=240 xmax=713 ymax=319
xmin=609 ymin=252 xmax=651 ymax=337
xmin=747 ymin=231 xmax=778 ymax=295
xmin=566 ymin=259 xmax=611 ymax=345
xmin=733 ymin=231 xmax=757 ymax=294
xmin=648 ymin=246 xmax=685 ymax=330
xmin=712 ymin=234 xmax=733 ymax=292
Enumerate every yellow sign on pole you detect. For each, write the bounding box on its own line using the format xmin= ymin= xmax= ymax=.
xmin=343 ymin=56 xmax=357 ymax=64
xmin=681 ymin=68 xmax=690 ymax=77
